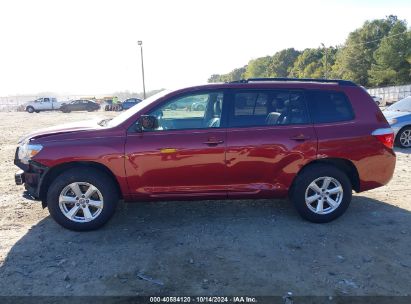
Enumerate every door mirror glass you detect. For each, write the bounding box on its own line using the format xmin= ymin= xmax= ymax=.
xmin=139 ymin=115 xmax=158 ymax=131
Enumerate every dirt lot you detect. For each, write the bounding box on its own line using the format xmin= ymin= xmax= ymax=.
xmin=0 ymin=111 xmax=410 ymax=297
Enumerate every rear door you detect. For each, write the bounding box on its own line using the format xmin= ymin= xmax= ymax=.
xmin=225 ymin=89 xmax=317 ymax=198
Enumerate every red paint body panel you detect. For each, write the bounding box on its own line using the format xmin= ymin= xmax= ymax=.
xmin=313 ymin=86 xmax=396 ymax=191
xmin=22 ymin=81 xmax=395 ymax=202
xmin=33 ymin=130 xmax=130 ymax=197
xmin=225 ymin=124 xmax=317 ymax=198
xmin=124 ymin=129 xmax=227 ymax=200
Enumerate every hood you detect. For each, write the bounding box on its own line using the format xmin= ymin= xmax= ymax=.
xmin=383 ymin=110 xmax=411 ymax=120
xmin=19 ymin=118 xmax=104 ymax=143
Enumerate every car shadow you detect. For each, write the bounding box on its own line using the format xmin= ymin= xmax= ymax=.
xmin=395 ymin=147 xmax=411 ymax=154
xmin=0 ymin=196 xmax=410 ymax=296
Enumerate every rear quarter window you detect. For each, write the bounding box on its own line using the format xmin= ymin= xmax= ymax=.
xmin=306 ymin=91 xmax=354 ymax=123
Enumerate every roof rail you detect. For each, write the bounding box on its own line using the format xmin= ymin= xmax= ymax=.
xmin=230 ymin=78 xmax=357 ymax=86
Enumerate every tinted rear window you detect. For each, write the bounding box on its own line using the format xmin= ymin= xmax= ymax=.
xmin=306 ymin=91 xmax=354 ymax=123
xmin=230 ymin=90 xmax=309 ymax=127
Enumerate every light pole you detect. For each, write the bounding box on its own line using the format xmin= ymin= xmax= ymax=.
xmin=138 ymin=40 xmax=146 ymax=99
xmin=321 ymin=43 xmax=328 ymax=79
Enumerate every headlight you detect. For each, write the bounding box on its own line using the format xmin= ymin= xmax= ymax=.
xmin=387 ymin=118 xmax=398 ymax=125
xmin=18 ymin=142 xmax=43 ymax=164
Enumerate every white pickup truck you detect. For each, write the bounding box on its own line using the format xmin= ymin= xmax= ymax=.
xmin=25 ymin=97 xmax=63 ymax=113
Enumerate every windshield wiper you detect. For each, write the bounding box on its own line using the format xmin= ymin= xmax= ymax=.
xmin=98 ymin=118 xmax=112 ymax=127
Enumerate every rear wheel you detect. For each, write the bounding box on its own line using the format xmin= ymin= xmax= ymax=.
xmin=291 ymin=164 xmax=352 ymax=223
xmin=47 ymin=168 xmax=119 ymax=231
xmin=396 ymin=127 xmax=411 ymax=148
xmin=196 ymin=104 xmax=205 ymax=111
xmin=26 ymin=106 xmax=34 ymax=113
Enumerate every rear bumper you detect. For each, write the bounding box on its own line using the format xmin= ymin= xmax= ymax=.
xmin=391 ymin=125 xmax=401 ymax=137
xmin=357 ymin=148 xmax=396 ymax=192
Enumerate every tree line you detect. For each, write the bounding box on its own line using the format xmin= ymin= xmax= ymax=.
xmin=208 ymin=15 xmax=411 ymax=88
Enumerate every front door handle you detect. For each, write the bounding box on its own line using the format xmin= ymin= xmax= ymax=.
xmin=290 ymin=134 xmax=310 ymax=141
xmin=203 ymin=139 xmax=224 ymax=146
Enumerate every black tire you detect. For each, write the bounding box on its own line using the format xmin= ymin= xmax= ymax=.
xmin=290 ymin=164 xmax=352 ymax=223
xmin=395 ymin=126 xmax=411 ymax=148
xmin=26 ymin=106 xmax=34 ymax=113
xmin=87 ymin=107 xmax=94 ymax=112
xmin=117 ymin=105 xmax=123 ymax=111
xmin=196 ymin=104 xmax=205 ymax=111
xmin=47 ymin=168 xmax=119 ymax=231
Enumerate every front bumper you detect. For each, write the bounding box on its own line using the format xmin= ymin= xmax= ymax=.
xmin=15 ymin=170 xmax=25 ymax=185
xmin=391 ymin=125 xmax=401 ymax=137
xmin=14 ymin=148 xmax=48 ymax=200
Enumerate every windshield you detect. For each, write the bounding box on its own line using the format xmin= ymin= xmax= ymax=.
xmin=386 ymin=96 xmax=411 ymax=112
xmin=106 ymin=90 xmax=170 ymax=127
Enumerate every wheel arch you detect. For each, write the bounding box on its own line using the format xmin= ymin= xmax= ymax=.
xmin=290 ymin=158 xmax=360 ymax=195
xmin=39 ymin=161 xmax=123 ymax=206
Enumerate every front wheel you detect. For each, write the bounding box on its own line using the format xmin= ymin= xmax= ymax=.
xmin=26 ymin=106 xmax=35 ymax=113
xmin=290 ymin=164 xmax=352 ymax=223
xmin=396 ymin=127 xmax=411 ymax=148
xmin=47 ymin=168 xmax=119 ymax=231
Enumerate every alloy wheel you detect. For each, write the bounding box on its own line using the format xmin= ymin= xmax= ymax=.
xmin=304 ymin=176 xmax=343 ymax=215
xmin=400 ymin=130 xmax=411 ymax=147
xmin=59 ymin=182 xmax=104 ymax=223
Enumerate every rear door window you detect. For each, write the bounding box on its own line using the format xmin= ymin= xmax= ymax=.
xmin=306 ymin=91 xmax=354 ymax=123
xmin=229 ymin=90 xmax=309 ymax=127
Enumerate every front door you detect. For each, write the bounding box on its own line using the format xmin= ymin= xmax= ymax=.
xmin=125 ymin=91 xmax=227 ymax=200
xmin=38 ymin=98 xmax=51 ymax=110
xmin=225 ymin=89 xmax=317 ymax=198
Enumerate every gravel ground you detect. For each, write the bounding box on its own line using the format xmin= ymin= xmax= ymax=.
xmin=0 ymin=111 xmax=410 ymax=296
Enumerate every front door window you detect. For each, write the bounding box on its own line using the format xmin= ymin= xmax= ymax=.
xmin=147 ymin=92 xmax=223 ymax=131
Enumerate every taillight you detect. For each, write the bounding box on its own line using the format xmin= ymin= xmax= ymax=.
xmin=372 ymin=128 xmax=394 ymax=149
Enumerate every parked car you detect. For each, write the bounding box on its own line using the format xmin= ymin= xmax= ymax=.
xmin=190 ymin=99 xmax=207 ymax=111
xmin=60 ymin=100 xmax=100 ymax=113
xmin=103 ymin=99 xmax=113 ymax=111
xmin=383 ymin=96 xmax=411 ymax=148
xmin=119 ymin=98 xmax=142 ymax=111
xmin=14 ymin=78 xmax=396 ymax=231
xmin=25 ymin=97 xmax=62 ymax=113
xmin=101 ymin=97 xmax=121 ymax=111
xmin=371 ymin=95 xmax=382 ymax=106
xmin=165 ymin=97 xmax=193 ymax=110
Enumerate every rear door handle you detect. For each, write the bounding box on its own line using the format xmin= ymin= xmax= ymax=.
xmin=290 ymin=134 xmax=310 ymax=141
xmin=203 ymin=139 xmax=224 ymax=146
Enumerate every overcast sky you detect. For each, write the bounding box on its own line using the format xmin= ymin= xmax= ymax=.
xmin=0 ymin=0 xmax=410 ymax=96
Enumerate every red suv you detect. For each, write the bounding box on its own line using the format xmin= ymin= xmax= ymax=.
xmin=14 ymin=78 xmax=396 ymax=231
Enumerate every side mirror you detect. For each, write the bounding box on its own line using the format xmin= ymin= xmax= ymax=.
xmin=137 ymin=115 xmax=158 ymax=131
